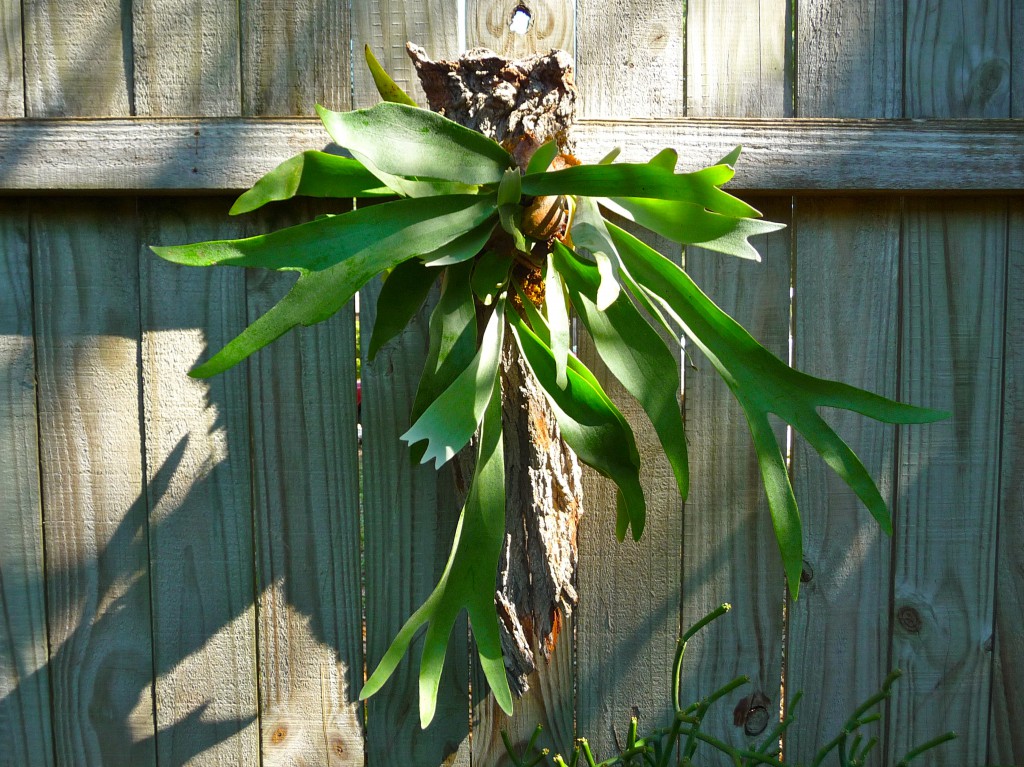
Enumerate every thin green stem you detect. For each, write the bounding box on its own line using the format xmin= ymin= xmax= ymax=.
xmin=895 ymin=731 xmax=956 ymax=766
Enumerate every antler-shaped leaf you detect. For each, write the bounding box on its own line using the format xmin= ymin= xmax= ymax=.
xmin=607 ymin=222 xmax=948 ymax=594
xmin=361 ymin=339 xmax=512 ymax=728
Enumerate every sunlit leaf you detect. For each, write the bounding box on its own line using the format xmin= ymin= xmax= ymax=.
xmin=526 ymin=139 xmax=559 ymax=175
xmin=364 ymin=44 xmax=419 ymax=107
xmin=553 ymin=241 xmax=689 ymax=500
xmin=544 ymin=253 xmax=571 ymax=388
xmin=402 ymin=299 xmax=506 ymax=469
xmin=229 ymin=151 xmax=392 ymax=215
xmin=367 ymin=258 xmax=438 ymax=361
xmin=522 ymin=163 xmax=759 ymax=219
xmin=317 ymin=102 xmax=513 ymax=186
xmin=571 ymin=196 xmax=621 ymax=309
xmin=509 ymin=310 xmax=646 ymax=540
xmin=361 ymin=381 xmax=512 ymax=727
xmin=607 ymin=222 xmax=947 ymax=594
xmin=421 ymin=217 xmax=498 ymax=266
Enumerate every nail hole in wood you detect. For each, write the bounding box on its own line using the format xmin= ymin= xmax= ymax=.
xmin=509 ymin=4 xmax=532 ymax=35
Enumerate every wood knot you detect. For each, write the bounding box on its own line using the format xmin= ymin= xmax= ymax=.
xmin=897 ymin=605 xmax=922 ymax=634
xmin=733 ymin=691 xmax=771 ymax=736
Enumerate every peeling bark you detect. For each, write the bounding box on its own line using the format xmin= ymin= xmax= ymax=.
xmin=409 ymin=43 xmax=583 ymax=696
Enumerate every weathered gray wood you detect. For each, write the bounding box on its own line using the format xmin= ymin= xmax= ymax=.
xmin=889 ymin=198 xmax=1006 ymax=766
xmin=139 ymin=198 xmax=259 ymax=766
xmin=788 ymin=198 xmax=902 ymax=760
xmin=687 ymin=0 xmax=789 ymax=117
xmin=0 ymin=200 xmax=53 ymax=767
xmin=787 ymin=4 xmax=905 ymax=761
xmin=905 ymin=0 xmax=1011 ymax=118
xmin=989 ymin=200 xmax=1023 ymax=765
xmin=680 ymin=199 xmax=790 ymax=759
xmin=350 ymin=0 xmax=458 ymax=110
xmin=133 ymin=0 xmax=240 ymax=116
xmin=22 ymin=0 xmax=131 ymax=116
xmin=239 ymin=0 xmax=351 ymax=115
xmin=466 ymin=0 xmax=573 ymax=60
xmin=2 ymin=118 xmax=1023 ymax=194
xmin=576 ymin=0 xmax=683 ymax=118
xmin=245 ymin=203 xmax=365 ymax=767
xmin=681 ymin=8 xmax=788 ymax=762
xmin=796 ymin=0 xmax=902 ymax=118
xmin=32 ymin=198 xmax=156 ymax=765
xmin=0 ymin=0 xmax=23 ymax=116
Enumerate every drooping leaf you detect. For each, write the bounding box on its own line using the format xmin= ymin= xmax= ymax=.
xmin=402 ymin=299 xmax=506 ymax=469
xmin=508 ymin=310 xmax=647 ymax=540
xmin=553 ymin=242 xmax=689 ymax=500
xmin=162 ymin=198 xmax=495 ymax=378
xmin=571 ymin=196 xmax=621 ymax=309
xmin=361 ymin=380 xmax=512 ymax=726
xmin=602 ymin=197 xmax=786 ymax=261
xmin=421 ymin=217 xmax=498 ymax=266
xmin=607 ymin=222 xmax=948 ymax=594
xmin=153 ymin=195 xmax=495 ymax=273
xmin=364 ymin=44 xmax=419 ymax=106
xmin=471 ymin=250 xmax=512 ymax=306
xmin=367 ymin=258 xmax=438 ymax=361
xmin=522 ymin=162 xmax=759 ymax=219
xmin=229 ymin=151 xmax=392 ymax=215
xmin=526 ymin=139 xmax=559 ymax=175
xmin=317 ymin=102 xmax=513 ymax=186
xmin=411 ymin=260 xmax=478 ymax=428
xmin=544 ymin=253 xmax=571 ymax=388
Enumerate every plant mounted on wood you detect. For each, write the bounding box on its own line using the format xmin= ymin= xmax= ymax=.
xmin=151 ymin=47 xmax=947 ymax=726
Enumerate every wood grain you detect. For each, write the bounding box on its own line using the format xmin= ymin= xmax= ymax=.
xmin=787 ymin=198 xmax=901 ymax=761
xmin=32 ymin=198 xmax=156 ymax=765
xmin=576 ymin=0 xmax=684 ymax=119
xmin=890 ymin=198 xmax=1006 ymax=766
xmin=239 ymin=0 xmax=351 ymax=115
xmin=681 ymin=8 xmax=788 ymax=761
xmin=132 ymin=0 xmax=240 ymax=116
xmin=0 ymin=0 xmax=23 ymax=116
xmin=0 ymin=200 xmax=53 ymax=767
xmin=22 ymin=0 xmax=131 ymax=116
xmin=466 ymin=0 xmax=573 ymax=60
xmin=989 ymin=200 xmax=1023 ymax=766
xmin=796 ymin=0 xmax=902 ymax=118
xmin=139 ymin=198 xmax=259 ymax=766
xmin=680 ymin=199 xmax=790 ymax=759
xmin=350 ymin=0 xmax=458 ymax=110
xmin=574 ymin=226 xmax=683 ymax=758
xmin=358 ymin=277 xmax=471 ymax=765
xmin=687 ymin=0 xmax=789 ymax=117
xmin=3 ymin=118 xmax=1023 ymax=194
xmin=244 ymin=202 xmax=365 ymax=767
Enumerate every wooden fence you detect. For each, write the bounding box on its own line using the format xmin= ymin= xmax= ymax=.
xmin=1 ymin=1 xmax=1021 ymax=765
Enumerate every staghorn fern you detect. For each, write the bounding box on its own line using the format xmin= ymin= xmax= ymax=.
xmin=151 ymin=51 xmax=947 ymax=727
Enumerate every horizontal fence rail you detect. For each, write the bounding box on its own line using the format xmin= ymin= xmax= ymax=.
xmin=0 ymin=118 xmax=1022 ymax=194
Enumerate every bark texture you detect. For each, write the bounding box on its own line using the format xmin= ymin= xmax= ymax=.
xmin=408 ymin=43 xmax=582 ymax=696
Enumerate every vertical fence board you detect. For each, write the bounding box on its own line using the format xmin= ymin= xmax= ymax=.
xmin=0 ymin=200 xmax=53 ymax=767
xmin=686 ymin=0 xmax=789 ymax=117
xmin=32 ymin=198 xmax=156 ymax=766
xmin=989 ymin=200 xmax=1023 ymax=766
xmin=789 ymin=4 xmax=904 ymax=761
xmin=22 ymin=0 xmax=131 ymax=116
xmin=139 ymin=199 xmax=258 ymax=766
xmin=789 ymin=199 xmax=901 ymax=758
xmin=352 ymin=8 xmax=467 ymax=765
xmin=239 ymin=0 xmax=351 ymax=115
xmin=891 ymin=198 xmax=1006 ymax=766
xmin=682 ymin=4 xmax=788 ymax=761
xmin=244 ymin=202 xmax=364 ymax=767
xmin=893 ymin=4 xmax=1011 ymax=763
xmin=1 ymin=0 xmax=23 ymax=116
xmin=575 ymin=0 xmax=684 ymax=119
xmin=795 ymin=1 xmax=902 ymax=118
xmin=351 ymin=0 xmax=459 ymax=110
xmin=467 ymin=0 xmax=573 ymax=61
xmin=461 ymin=8 xmax=575 ymax=764
xmin=132 ymin=0 xmax=240 ymax=116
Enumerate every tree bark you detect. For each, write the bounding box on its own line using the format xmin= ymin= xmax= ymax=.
xmin=408 ymin=43 xmax=582 ymax=697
